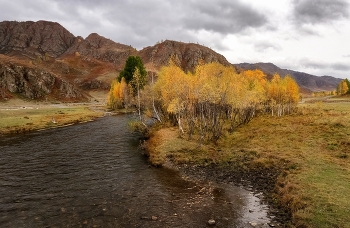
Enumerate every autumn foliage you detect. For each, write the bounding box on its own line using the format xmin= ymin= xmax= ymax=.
xmin=107 ymin=77 xmax=130 ymax=109
xmin=153 ymin=62 xmax=300 ymax=142
xmin=108 ymin=60 xmax=300 ymax=142
xmin=336 ymin=78 xmax=350 ymax=95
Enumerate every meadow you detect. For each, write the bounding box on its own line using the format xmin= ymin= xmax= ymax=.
xmin=0 ymin=102 xmax=103 ymax=134
xmin=146 ymin=97 xmax=350 ymax=227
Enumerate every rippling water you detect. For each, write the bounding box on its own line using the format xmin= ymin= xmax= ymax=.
xmin=0 ymin=115 xmax=271 ymax=227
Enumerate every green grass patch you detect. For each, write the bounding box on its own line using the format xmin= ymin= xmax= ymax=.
xmin=297 ymin=161 xmax=350 ymax=227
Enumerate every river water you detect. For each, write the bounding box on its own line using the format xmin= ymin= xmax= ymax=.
xmin=0 ymin=115 xmax=272 ymax=227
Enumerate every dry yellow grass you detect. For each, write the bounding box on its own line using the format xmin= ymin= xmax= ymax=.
xmin=146 ymin=127 xmax=206 ymax=166
xmin=0 ymin=104 xmax=103 ymax=134
xmin=147 ymin=98 xmax=350 ymax=227
xmin=225 ymin=101 xmax=350 ymax=227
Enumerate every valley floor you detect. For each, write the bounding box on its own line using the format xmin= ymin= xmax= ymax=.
xmin=145 ymin=97 xmax=350 ymax=228
xmin=2 ymin=95 xmax=349 ymax=227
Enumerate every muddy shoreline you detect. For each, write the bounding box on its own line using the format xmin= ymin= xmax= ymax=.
xmin=176 ymin=163 xmax=292 ymax=226
xmin=145 ymin=154 xmax=293 ymax=227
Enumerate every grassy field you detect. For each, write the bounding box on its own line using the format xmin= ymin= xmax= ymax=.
xmin=147 ymin=97 xmax=350 ymax=227
xmin=0 ymin=103 xmax=104 ymax=134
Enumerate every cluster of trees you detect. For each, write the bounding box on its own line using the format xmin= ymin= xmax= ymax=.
xmin=108 ymin=58 xmax=300 ymax=142
xmin=154 ymin=62 xmax=299 ymax=142
xmin=336 ymin=78 xmax=350 ymax=95
xmin=312 ymin=91 xmax=335 ymax=97
xmin=108 ymin=56 xmax=147 ymax=109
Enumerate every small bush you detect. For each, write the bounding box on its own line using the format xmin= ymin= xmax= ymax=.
xmin=128 ymin=119 xmax=148 ymax=134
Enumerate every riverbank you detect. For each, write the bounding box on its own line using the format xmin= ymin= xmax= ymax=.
xmin=145 ymin=127 xmax=291 ymax=227
xmin=145 ymin=97 xmax=350 ymax=227
xmin=0 ymin=99 xmax=105 ymax=134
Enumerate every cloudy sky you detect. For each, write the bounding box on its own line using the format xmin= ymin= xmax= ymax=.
xmin=1 ymin=0 xmax=350 ymax=78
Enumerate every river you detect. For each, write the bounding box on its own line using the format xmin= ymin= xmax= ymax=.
xmin=0 ymin=115 xmax=273 ymax=227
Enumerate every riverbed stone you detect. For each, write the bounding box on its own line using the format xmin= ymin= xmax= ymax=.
xmin=208 ymin=219 xmax=216 ymax=225
xmin=249 ymin=222 xmax=258 ymax=227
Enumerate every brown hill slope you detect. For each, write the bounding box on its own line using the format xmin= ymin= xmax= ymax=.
xmin=0 ymin=21 xmax=123 ymax=100
xmin=139 ymin=40 xmax=231 ymax=72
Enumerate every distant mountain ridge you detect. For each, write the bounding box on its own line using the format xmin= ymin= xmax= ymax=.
xmin=234 ymin=62 xmax=342 ymax=92
xmin=0 ymin=20 xmax=343 ymax=101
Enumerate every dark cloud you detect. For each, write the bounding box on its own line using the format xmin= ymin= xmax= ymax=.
xmin=59 ymin=0 xmax=200 ymax=48
xmin=293 ymin=0 xmax=350 ymax=25
xmin=0 ymin=0 xmax=269 ymax=49
xmin=183 ymin=0 xmax=268 ymax=34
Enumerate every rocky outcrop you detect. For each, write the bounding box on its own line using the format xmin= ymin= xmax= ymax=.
xmin=139 ymin=40 xmax=231 ymax=72
xmin=0 ymin=20 xmax=76 ymax=58
xmin=65 ymin=33 xmax=137 ymax=67
xmin=0 ymin=60 xmax=85 ymax=100
xmin=75 ymin=78 xmax=110 ymax=90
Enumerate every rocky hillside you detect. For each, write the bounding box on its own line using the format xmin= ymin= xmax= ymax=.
xmin=64 ymin=33 xmax=137 ymax=68
xmin=0 ymin=55 xmax=86 ymax=101
xmin=0 ymin=20 xmax=76 ymax=58
xmin=139 ymin=40 xmax=231 ymax=72
xmin=235 ymin=62 xmax=342 ymax=92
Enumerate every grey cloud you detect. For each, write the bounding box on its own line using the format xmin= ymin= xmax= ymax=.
xmin=254 ymin=41 xmax=281 ymax=52
xmin=0 ymin=1 xmax=62 ymax=22
xmin=298 ymin=26 xmax=320 ymax=36
xmin=183 ymin=0 xmax=268 ymax=34
xmin=300 ymin=58 xmax=350 ymax=72
xmin=330 ymin=63 xmax=350 ymax=71
xmin=293 ymin=0 xmax=350 ymax=25
xmin=0 ymin=0 xmax=269 ymax=49
xmin=212 ymin=42 xmax=230 ymax=52
xmin=45 ymin=0 xmax=191 ymax=48
xmin=299 ymin=58 xmax=328 ymax=69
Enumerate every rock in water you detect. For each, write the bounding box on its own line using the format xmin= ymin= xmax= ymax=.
xmin=249 ymin=222 xmax=258 ymax=227
xmin=208 ymin=219 xmax=216 ymax=225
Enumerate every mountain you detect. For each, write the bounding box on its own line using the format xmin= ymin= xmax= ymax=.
xmin=0 ymin=20 xmax=76 ymax=58
xmin=139 ymin=40 xmax=230 ymax=72
xmin=64 ymin=33 xmax=137 ymax=68
xmin=0 ymin=21 xmax=233 ymax=101
xmin=0 ymin=20 xmax=343 ymax=101
xmin=234 ymin=62 xmax=342 ymax=92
